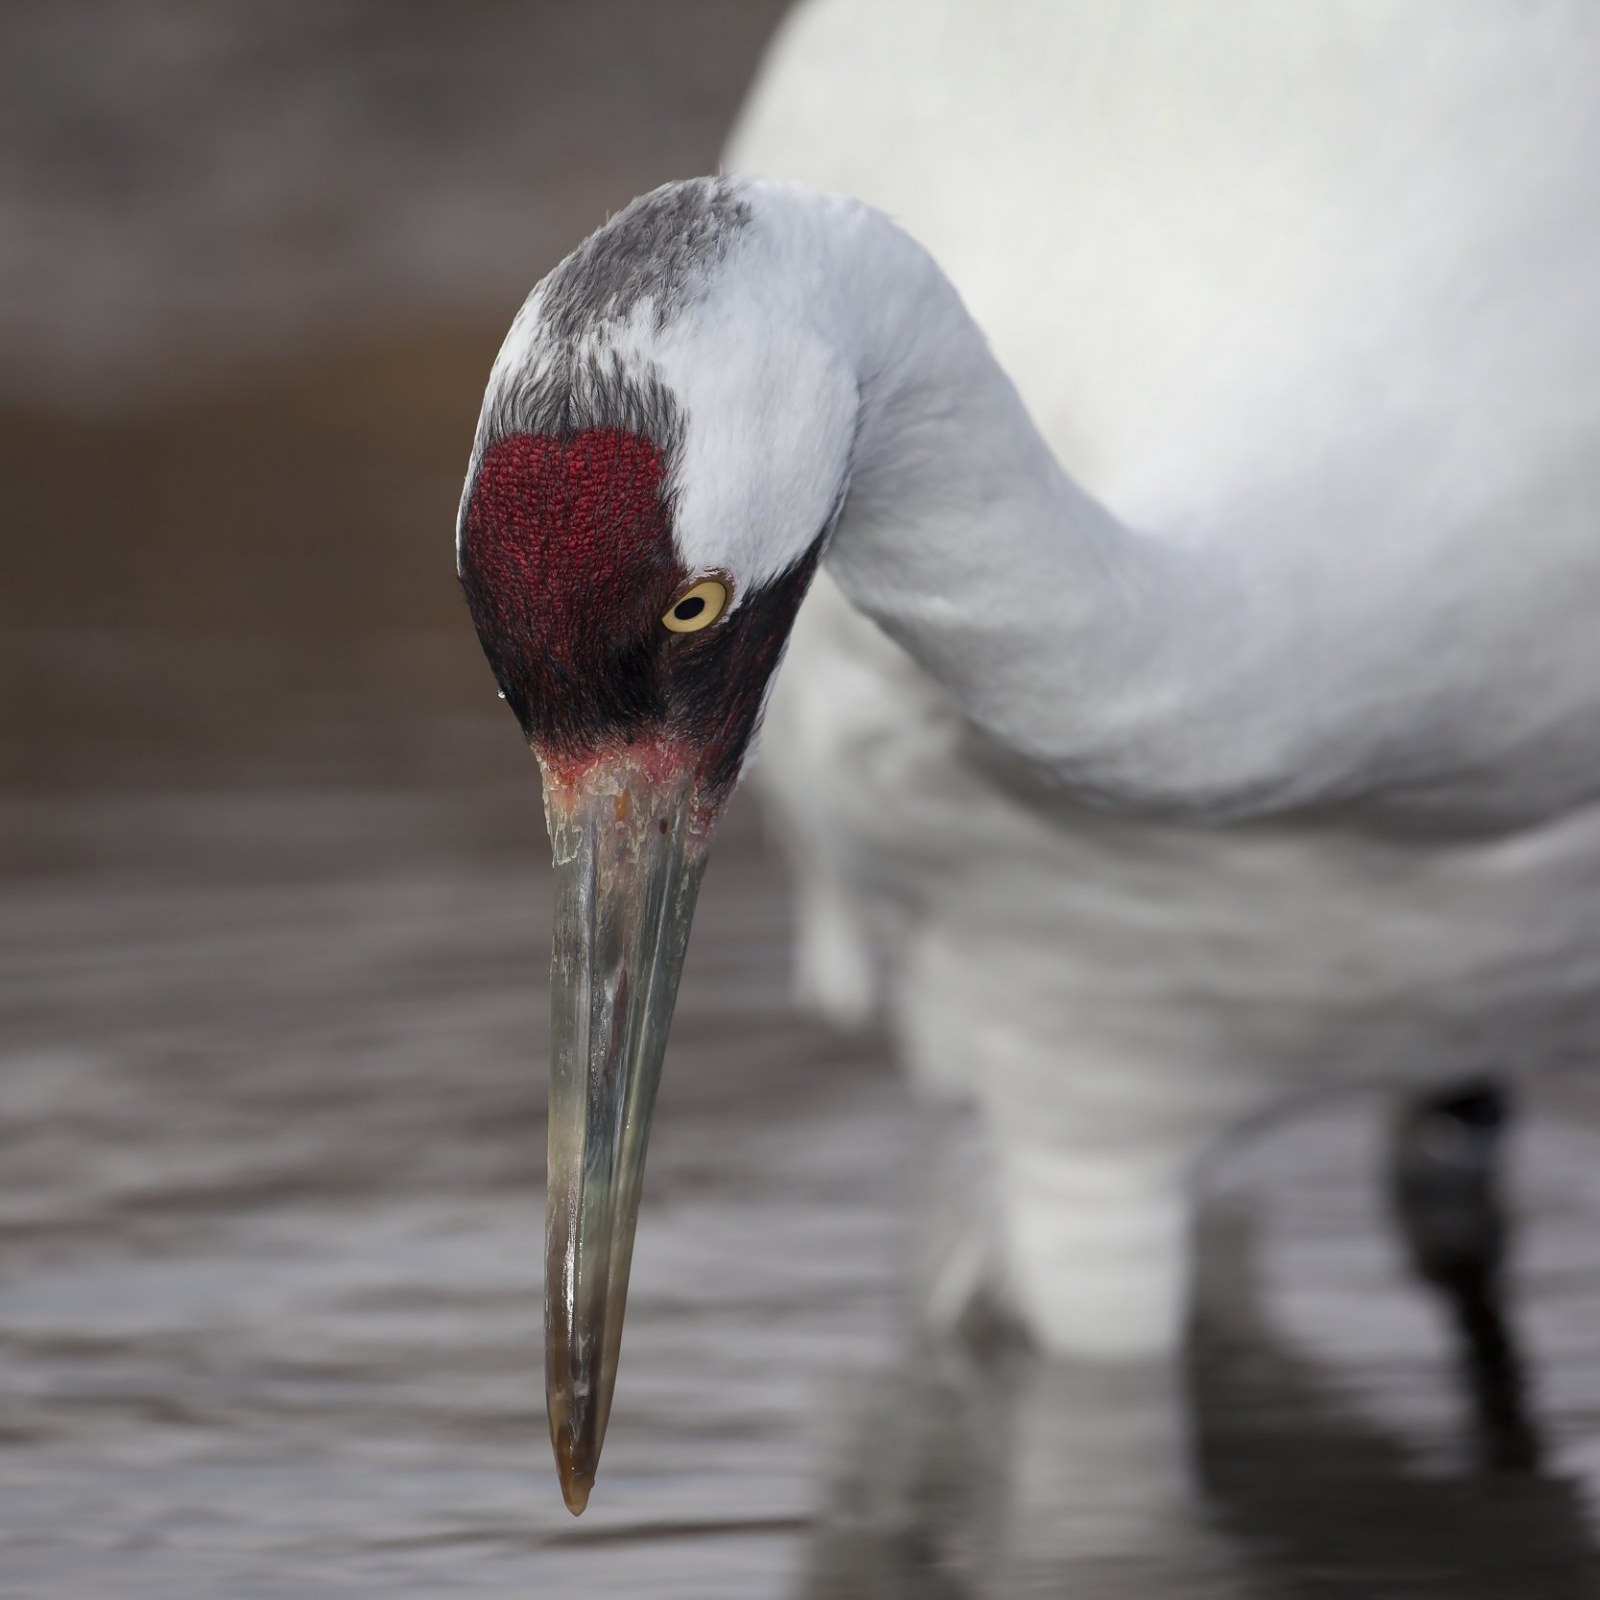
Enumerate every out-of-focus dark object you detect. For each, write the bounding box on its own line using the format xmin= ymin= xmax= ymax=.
xmin=1392 ymin=1079 xmax=1541 ymax=1473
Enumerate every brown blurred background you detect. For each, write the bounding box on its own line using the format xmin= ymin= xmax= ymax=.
xmin=1 ymin=0 xmax=790 ymax=793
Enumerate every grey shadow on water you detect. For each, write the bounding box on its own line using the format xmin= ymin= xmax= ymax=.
xmin=1190 ymin=1207 xmax=1596 ymax=1600
xmin=793 ymin=1100 xmax=1600 ymax=1600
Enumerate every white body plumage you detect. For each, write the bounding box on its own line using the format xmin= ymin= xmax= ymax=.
xmin=715 ymin=0 xmax=1600 ymax=1351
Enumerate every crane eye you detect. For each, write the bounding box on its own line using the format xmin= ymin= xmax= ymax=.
xmin=662 ymin=578 xmax=730 ymax=634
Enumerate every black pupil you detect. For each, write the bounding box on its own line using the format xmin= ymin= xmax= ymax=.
xmin=673 ymin=595 xmax=707 ymax=622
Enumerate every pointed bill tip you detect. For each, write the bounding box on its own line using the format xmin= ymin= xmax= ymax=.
xmin=559 ymin=1468 xmax=593 ymax=1517
xmin=549 ymin=1373 xmax=601 ymax=1515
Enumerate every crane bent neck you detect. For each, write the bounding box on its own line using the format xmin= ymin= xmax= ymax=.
xmin=752 ymin=186 xmax=1287 ymax=815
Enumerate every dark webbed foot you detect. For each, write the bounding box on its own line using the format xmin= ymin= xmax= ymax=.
xmin=1390 ymin=1078 xmax=1541 ymax=1473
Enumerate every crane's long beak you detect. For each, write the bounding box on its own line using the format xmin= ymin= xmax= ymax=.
xmin=541 ymin=751 xmax=712 ymax=1515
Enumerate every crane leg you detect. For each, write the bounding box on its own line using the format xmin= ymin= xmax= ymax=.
xmin=1388 ymin=1077 xmax=1541 ymax=1472
xmin=993 ymin=1138 xmax=1193 ymax=1361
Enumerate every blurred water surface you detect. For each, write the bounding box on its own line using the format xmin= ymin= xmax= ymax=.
xmin=2 ymin=760 xmax=911 ymax=1598
xmin=5 ymin=5 xmax=1600 ymax=1597
xmin=10 ymin=746 xmax=1600 ymax=1600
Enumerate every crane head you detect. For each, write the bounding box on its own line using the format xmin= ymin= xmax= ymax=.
xmin=456 ymin=179 xmax=855 ymax=1514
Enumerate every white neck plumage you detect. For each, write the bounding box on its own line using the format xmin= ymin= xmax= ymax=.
xmin=748 ymin=185 xmax=1300 ymax=818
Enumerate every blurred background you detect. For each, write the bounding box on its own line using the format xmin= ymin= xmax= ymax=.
xmin=1 ymin=0 xmax=794 ymax=785
xmin=0 ymin=5 xmax=911 ymax=1594
xmin=5 ymin=6 xmax=1600 ymax=1598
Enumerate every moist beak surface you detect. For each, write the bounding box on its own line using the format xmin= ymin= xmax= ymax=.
xmin=541 ymin=755 xmax=710 ymax=1515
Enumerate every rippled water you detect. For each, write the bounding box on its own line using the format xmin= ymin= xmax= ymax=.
xmin=0 ymin=720 xmax=912 ymax=1597
xmin=5 ymin=692 xmax=1600 ymax=1597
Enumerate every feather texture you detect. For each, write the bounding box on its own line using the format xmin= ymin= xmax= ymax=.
xmin=721 ymin=0 xmax=1600 ymax=1350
